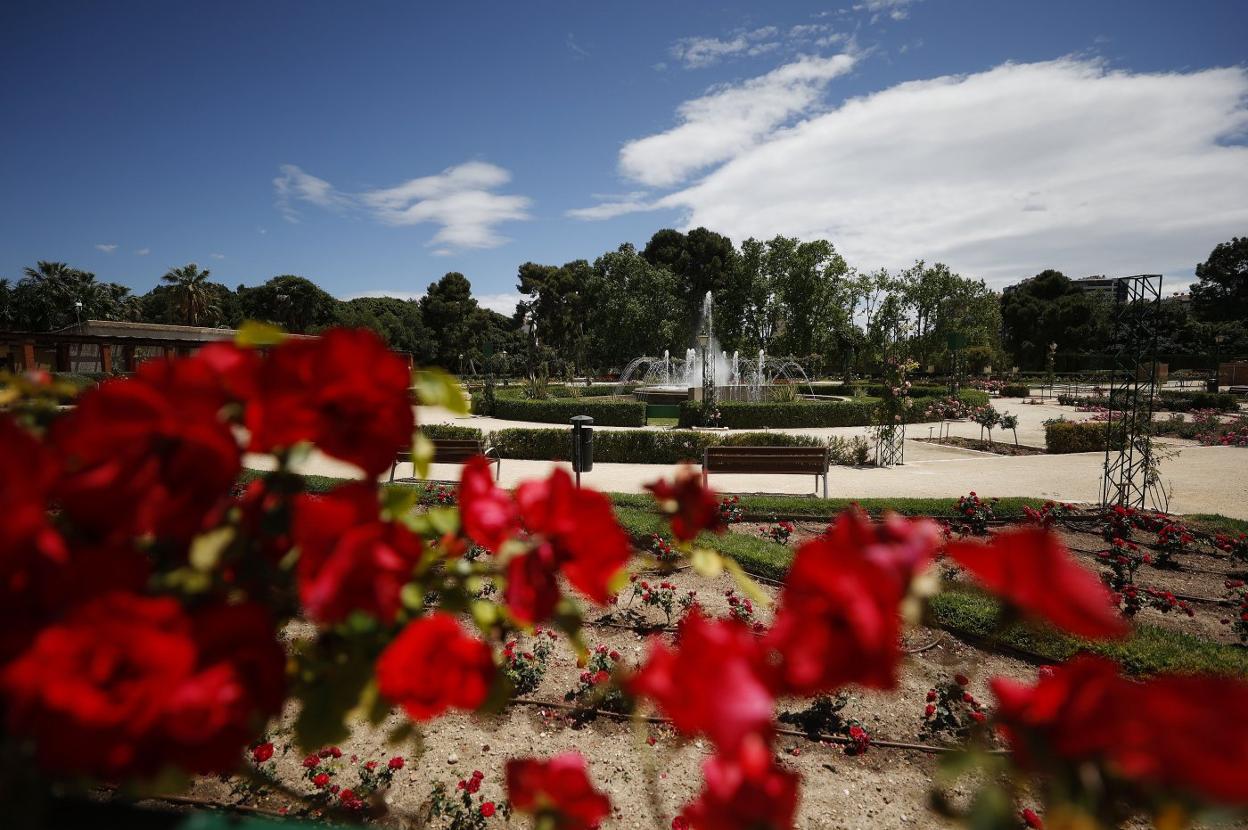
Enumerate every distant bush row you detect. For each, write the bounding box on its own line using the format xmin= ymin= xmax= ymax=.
xmin=417 ymin=424 xmax=871 ymax=466
xmin=677 ymin=389 xmax=988 ymax=429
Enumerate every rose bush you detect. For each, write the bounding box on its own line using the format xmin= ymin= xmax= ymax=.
xmin=3 ymin=326 xmax=1247 ymax=830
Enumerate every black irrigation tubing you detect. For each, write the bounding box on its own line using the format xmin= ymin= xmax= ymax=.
xmin=581 ymin=616 xmax=947 ymax=655
xmin=508 ymin=697 xmax=993 ymax=756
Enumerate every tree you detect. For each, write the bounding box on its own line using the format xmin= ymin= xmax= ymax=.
xmin=583 ymin=244 xmax=682 ymax=371
xmin=9 ymin=261 xmax=136 ymax=330
xmin=642 ymin=228 xmax=739 ymax=346
xmin=236 ymin=275 xmax=337 ymax=333
xmin=1000 ymin=270 xmax=1110 ymax=370
xmin=1191 ymin=236 xmax=1248 ymax=323
xmin=516 ymin=260 xmax=596 ymax=375
xmin=421 ymin=272 xmax=485 ymax=372
xmin=159 ymin=263 xmax=219 ymax=326
xmin=335 ymin=296 xmax=434 ymax=363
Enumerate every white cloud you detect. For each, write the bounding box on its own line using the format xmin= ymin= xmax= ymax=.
xmin=476 ymin=292 xmax=523 ymax=316
xmin=340 ymin=289 xmax=522 ymax=317
xmin=273 ymin=164 xmax=350 ymax=223
xmin=210 ymin=253 xmax=225 ymax=260
xmin=617 ymin=53 xmax=863 ymax=191
xmin=565 ymin=192 xmax=658 ymax=220
xmin=95 ymin=243 xmax=117 ymax=253
xmin=670 ymin=26 xmax=780 ymax=69
xmin=617 ymin=53 xmax=857 ymax=188
xmin=135 ymin=247 xmax=150 ymax=256
xmin=273 ymin=161 xmax=532 ymax=251
xmin=635 ymin=58 xmax=1248 ymax=286
xmin=854 ymin=0 xmax=921 ymax=21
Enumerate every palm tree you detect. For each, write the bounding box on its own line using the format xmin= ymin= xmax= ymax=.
xmin=161 ymin=263 xmax=217 ymax=326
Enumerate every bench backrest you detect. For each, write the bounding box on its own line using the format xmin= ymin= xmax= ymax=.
xmin=396 ymin=439 xmax=485 ymax=465
xmin=703 ymin=445 xmax=829 ymax=474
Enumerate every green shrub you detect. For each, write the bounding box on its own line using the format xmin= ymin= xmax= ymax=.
xmin=1044 ymin=419 xmax=1108 ymax=453
xmin=487 ymin=428 xmax=864 ymax=465
xmin=1155 ymin=390 xmax=1237 ymax=412
xmin=678 ymin=389 xmax=985 ymax=429
xmin=484 ymin=397 xmax=646 ymax=427
xmin=680 ymin=399 xmax=878 ymax=428
xmin=419 ymin=424 xmax=484 ymax=441
xmin=1000 ymin=384 xmax=1030 ymax=397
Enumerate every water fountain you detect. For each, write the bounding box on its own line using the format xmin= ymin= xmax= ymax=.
xmin=614 ymin=291 xmax=819 ymax=403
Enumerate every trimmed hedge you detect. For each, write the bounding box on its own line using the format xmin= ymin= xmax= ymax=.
xmin=420 ymin=424 xmax=484 ymax=441
xmin=678 ymin=388 xmax=987 ymax=429
xmin=1044 ymin=419 xmax=1108 ymax=453
xmin=488 ymin=428 xmax=868 ymax=466
xmin=477 ymin=396 xmax=646 ymax=427
xmin=1156 ymin=390 xmax=1237 ymax=412
xmin=680 ymin=399 xmax=878 ymax=429
xmin=1000 ymin=384 xmax=1030 ymax=397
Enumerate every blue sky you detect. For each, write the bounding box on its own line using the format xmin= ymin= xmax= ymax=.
xmin=2 ymin=0 xmax=1246 ymax=312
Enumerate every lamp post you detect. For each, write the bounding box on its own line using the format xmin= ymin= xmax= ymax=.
xmin=74 ymin=300 xmax=83 ymax=325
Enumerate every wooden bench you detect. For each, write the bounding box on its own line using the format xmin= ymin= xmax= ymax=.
xmin=390 ymin=439 xmax=500 ymax=482
xmin=702 ymin=446 xmax=831 ymax=498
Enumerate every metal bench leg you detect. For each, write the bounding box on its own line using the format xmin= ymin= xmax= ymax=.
xmin=494 ymin=458 xmax=501 ymax=481
xmin=823 ymin=473 xmax=828 ymax=499
xmin=389 ymin=461 xmax=397 ymax=483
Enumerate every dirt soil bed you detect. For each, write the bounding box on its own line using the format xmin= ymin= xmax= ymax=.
xmin=917 ymin=436 xmax=1046 ymax=456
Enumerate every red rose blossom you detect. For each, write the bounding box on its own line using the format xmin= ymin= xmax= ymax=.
xmin=763 ymin=510 xmax=939 ymax=696
xmin=0 ymin=593 xmax=283 ymax=778
xmin=246 ymin=328 xmax=414 ymax=476
xmin=630 ymin=610 xmax=774 ymax=753
xmin=376 ymin=612 xmax=495 ymax=721
xmin=506 ymin=753 xmax=611 ymax=830
xmin=292 ymin=482 xmax=424 ymax=624
xmin=677 ymin=735 xmax=800 ymax=830
xmin=992 ymin=655 xmax=1248 ymax=804
xmin=388 ymin=756 xmax=405 ymax=769
xmin=252 ymin=742 xmax=274 ymax=763
xmin=947 ymin=528 xmax=1128 ymax=640
xmin=645 ymin=465 xmax=724 ymax=541
xmin=49 ymin=370 xmax=241 ymax=543
xmin=459 ymin=462 xmax=630 ymax=622
xmin=481 ymin=801 xmax=496 ymax=817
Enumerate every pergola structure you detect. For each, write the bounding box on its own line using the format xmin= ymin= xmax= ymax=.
xmin=0 ymin=320 xmax=310 ymax=374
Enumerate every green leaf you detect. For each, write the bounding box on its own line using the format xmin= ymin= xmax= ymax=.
xmin=414 ymin=368 xmax=468 ymax=414
xmin=381 ymin=483 xmax=419 ymax=519
xmin=426 ymin=506 xmax=460 ymax=536
xmin=690 ymin=547 xmax=724 ymax=578
xmin=400 ymin=582 xmax=426 ymax=612
xmin=234 ymin=320 xmax=287 ymax=348
xmin=412 ymin=431 xmax=435 ymax=478
xmin=292 ymin=639 xmax=378 ymax=750
xmin=723 ymin=557 xmax=771 ymax=607
xmin=188 ymin=526 xmax=235 ymax=573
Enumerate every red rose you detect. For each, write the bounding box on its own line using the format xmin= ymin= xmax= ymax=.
xmin=388 ymin=756 xmax=405 ymax=769
xmin=947 ymin=528 xmax=1128 ymax=640
xmin=481 ymin=801 xmax=496 ymax=817
xmin=1 ymin=593 xmax=282 ymax=778
xmin=377 ymin=612 xmax=495 ymax=721
xmin=460 ymin=455 xmax=520 ymax=553
xmin=292 ymin=483 xmax=423 ymax=624
xmin=459 ymin=464 xmax=630 ymax=623
xmin=678 ymin=735 xmax=800 ymax=830
xmin=252 ymin=742 xmax=275 ymax=763
xmin=506 ymin=753 xmax=611 ymax=830
xmin=763 ymin=511 xmax=939 ymax=696
xmin=313 ymin=772 xmax=330 ymax=788
xmin=0 ymin=415 xmax=70 ymax=663
xmin=992 ymin=655 xmax=1248 ymax=804
xmin=645 ymin=465 xmax=724 ymax=541
xmin=1021 ymin=807 xmax=1043 ymax=828
xmin=50 ymin=374 xmax=240 ymax=543
xmin=246 ymin=328 xmax=414 ymax=476
xmin=631 ymin=610 xmax=773 ymax=753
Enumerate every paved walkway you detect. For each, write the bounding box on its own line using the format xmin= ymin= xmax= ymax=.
xmin=245 ymin=397 xmax=1248 ymax=519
